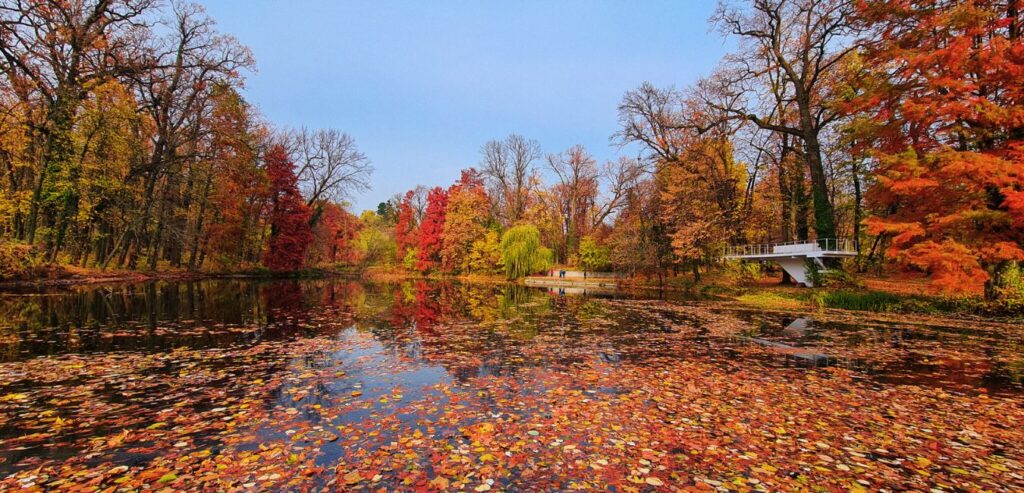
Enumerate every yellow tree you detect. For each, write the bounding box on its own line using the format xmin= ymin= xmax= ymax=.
xmin=441 ymin=169 xmax=490 ymax=273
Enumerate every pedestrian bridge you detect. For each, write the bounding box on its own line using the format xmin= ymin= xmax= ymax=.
xmin=722 ymin=239 xmax=856 ymax=287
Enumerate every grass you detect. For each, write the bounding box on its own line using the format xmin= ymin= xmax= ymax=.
xmin=735 ymin=292 xmax=809 ymax=310
xmin=813 ymin=290 xmax=905 ymax=312
xmin=729 ymin=286 xmax=1014 ymax=319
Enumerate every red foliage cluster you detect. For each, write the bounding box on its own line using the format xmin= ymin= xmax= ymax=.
xmin=856 ymin=0 xmax=1024 ymax=291
xmin=262 ymin=145 xmax=314 ymax=272
xmin=313 ymin=202 xmax=361 ymax=264
xmin=394 ymin=190 xmax=418 ymax=260
xmin=416 ymin=187 xmax=448 ymax=272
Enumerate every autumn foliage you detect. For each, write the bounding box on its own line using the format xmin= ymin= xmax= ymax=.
xmin=855 ymin=0 xmax=1024 ymax=293
xmin=263 ymin=145 xmax=314 ymax=272
xmin=416 ymin=187 xmax=448 ymax=272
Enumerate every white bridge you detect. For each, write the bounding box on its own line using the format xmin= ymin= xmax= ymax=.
xmin=722 ymin=239 xmax=856 ymax=287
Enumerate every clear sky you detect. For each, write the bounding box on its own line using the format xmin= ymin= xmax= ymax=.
xmin=201 ymin=0 xmax=730 ymax=213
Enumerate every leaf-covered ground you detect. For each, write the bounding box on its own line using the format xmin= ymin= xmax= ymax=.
xmin=0 ymin=280 xmax=1022 ymax=491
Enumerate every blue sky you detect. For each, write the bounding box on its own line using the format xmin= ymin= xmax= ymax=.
xmin=201 ymin=1 xmax=730 ymax=212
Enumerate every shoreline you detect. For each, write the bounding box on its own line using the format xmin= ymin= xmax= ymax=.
xmin=2 ymin=266 xmax=1016 ymax=320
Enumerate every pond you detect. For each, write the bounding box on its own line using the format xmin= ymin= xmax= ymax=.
xmin=0 ymin=279 xmax=1021 ymax=491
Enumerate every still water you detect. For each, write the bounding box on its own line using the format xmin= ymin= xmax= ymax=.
xmin=0 ymin=279 xmax=1021 ymax=490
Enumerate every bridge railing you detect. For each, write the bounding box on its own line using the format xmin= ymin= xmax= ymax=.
xmin=723 ymin=238 xmax=856 ymax=258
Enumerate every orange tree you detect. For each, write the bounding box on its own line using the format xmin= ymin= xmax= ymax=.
xmin=854 ymin=0 xmax=1024 ymax=295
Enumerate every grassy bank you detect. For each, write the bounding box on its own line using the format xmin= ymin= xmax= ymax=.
xmin=727 ymin=286 xmax=1020 ymax=319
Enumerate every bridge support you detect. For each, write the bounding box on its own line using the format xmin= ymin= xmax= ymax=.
xmin=777 ymin=258 xmax=813 ymax=287
xmin=722 ymin=239 xmax=856 ymax=288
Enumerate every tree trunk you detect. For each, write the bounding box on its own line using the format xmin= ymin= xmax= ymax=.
xmin=801 ymin=131 xmax=836 ymax=240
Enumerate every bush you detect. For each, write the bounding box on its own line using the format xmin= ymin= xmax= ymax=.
xmin=0 ymin=242 xmax=47 ymax=280
xmin=500 ymin=225 xmax=552 ymax=279
xmin=993 ymin=262 xmax=1024 ymax=311
xmin=720 ymin=260 xmax=763 ymax=283
xmin=813 ymin=290 xmax=903 ymax=312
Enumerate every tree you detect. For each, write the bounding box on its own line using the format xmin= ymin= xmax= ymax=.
xmin=660 ymin=133 xmax=749 ymax=272
xmin=500 ymin=224 xmax=552 ymax=279
xmin=416 ymin=187 xmax=448 ymax=272
xmin=547 ymin=145 xmax=599 ymax=263
xmin=262 ymin=145 xmax=313 ymax=272
xmin=394 ymin=190 xmax=418 ymax=262
xmin=706 ymin=0 xmax=859 ymax=240
xmin=202 ymin=86 xmax=266 ymax=271
xmin=480 ymin=134 xmax=541 ymax=225
xmin=354 ymin=210 xmax=395 ymax=268
xmin=467 ymin=229 xmax=502 ymax=274
xmin=130 ymin=3 xmax=254 ymax=270
xmin=853 ymin=0 xmax=1024 ymax=295
xmin=0 ymin=0 xmax=153 ymax=250
xmin=608 ymin=179 xmax=674 ymax=281
xmin=310 ymin=202 xmax=360 ymax=265
xmin=288 ymin=127 xmax=372 ymax=225
xmin=441 ymin=169 xmax=490 ymax=273
xmin=578 ymin=236 xmax=611 ymax=272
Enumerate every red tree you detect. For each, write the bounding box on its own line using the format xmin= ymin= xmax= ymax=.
xmin=855 ymin=0 xmax=1024 ymax=294
xmin=416 ymin=187 xmax=448 ymax=272
xmin=312 ymin=202 xmax=360 ymax=264
xmin=263 ymin=145 xmax=314 ymax=271
xmin=394 ymin=190 xmax=418 ymax=261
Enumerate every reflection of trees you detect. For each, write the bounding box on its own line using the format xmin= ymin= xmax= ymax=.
xmin=370 ymin=281 xmax=588 ymax=381
xmin=0 ymin=280 xmax=267 ymax=361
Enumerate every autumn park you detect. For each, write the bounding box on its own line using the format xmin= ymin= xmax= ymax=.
xmin=0 ymin=0 xmax=1023 ymax=491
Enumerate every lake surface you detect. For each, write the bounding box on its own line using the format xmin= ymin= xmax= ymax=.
xmin=0 ymin=279 xmax=1021 ymax=491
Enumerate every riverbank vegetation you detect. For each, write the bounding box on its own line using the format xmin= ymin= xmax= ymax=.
xmin=1 ymin=0 xmax=1023 ymax=312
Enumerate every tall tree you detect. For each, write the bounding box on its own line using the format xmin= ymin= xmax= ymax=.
xmin=394 ymin=189 xmax=418 ymax=262
xmin=416 ymin=186 xmax=448 ymax=272
xmin=262 ymin=144 xmax=312 ymax=272
xmin=441 ymin=169 xmax=489 ymax=273
xmin=0 ymin=0 xmax=152 ymax=249
xmin=707 ymin=0 xmax=859 ymax=240
xmin=129 ymin=2 xmax=253 ymax=270
xmin=854 ymin=0 xmax=1024 ymax=295
xmin=480 ymin=134 xmax=540 ymax=226
xmin=547 ymin=145 xmax=599 ymax=262
xmin=288 ymin=127 xmax=372 ymax=225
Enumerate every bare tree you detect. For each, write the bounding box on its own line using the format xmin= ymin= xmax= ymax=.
xmin=479 ymin=134 xmax=540 ymax=226
xmin=289 ymin=127 xmax=372 ymax=221
xmin=546 ymin=145 xmax=599 ymax=261
xmin=614 ymin=82 xmax=687 ymax=166
xmin=591 ymin=157 xmax=645 ymax=228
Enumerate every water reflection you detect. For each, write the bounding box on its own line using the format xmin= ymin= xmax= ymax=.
xmin=0 ymin=278 xmax=1022 ymax=484
xmin=1 ymin=279 xmax=1021 ymax=396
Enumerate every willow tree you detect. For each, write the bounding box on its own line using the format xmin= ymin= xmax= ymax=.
xmin=500 ymin=224 xmax=552 ymax=280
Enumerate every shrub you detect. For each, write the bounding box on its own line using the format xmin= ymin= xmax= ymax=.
xmin=720 ymin=260 xmax=763 ymax=284
xmin=0 ymin=242 xmax=47 ymax=280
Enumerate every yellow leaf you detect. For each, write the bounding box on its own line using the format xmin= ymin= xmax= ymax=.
xmin=343 ymin=471 xmax=362 ymax=484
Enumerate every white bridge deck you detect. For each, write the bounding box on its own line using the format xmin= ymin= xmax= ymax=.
xmin=722 ymin=239 xmax=856 ymax=287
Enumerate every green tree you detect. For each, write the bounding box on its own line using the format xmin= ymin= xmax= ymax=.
xmin=500 ymin=224 xmax=552 ymax=279
xmin=578 ymin=236 xmax=610 ymax=272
